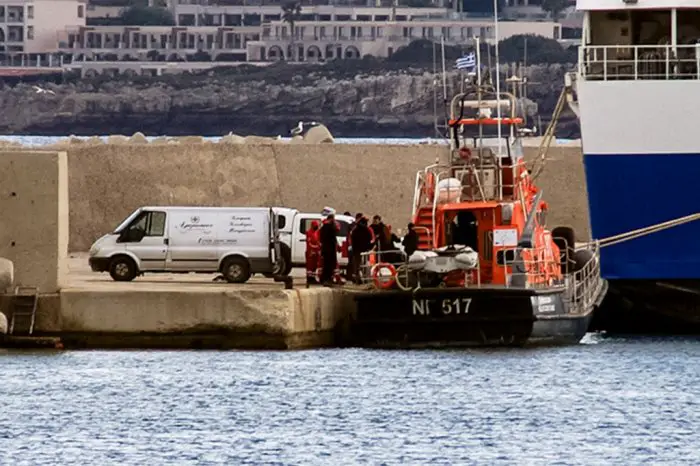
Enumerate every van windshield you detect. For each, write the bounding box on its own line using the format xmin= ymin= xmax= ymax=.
xmin=112 ymin=209 xmax=143 ymax=234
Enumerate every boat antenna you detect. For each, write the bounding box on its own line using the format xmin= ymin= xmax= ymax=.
xmin=433 ymin=40 xmax=440 ymax=138
xmin=494 ymin=0 xmax=503 ymax=157
xmin=475 ymin=36 xmax=483 ymax=155
xmin=441 ymin=36 xmax=449 ymax=136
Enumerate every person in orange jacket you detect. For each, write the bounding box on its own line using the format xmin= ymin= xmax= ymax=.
xmin=305 ymin=220 xmax=321 ymax=285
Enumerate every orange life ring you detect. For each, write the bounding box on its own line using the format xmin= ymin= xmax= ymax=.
xmin=459 ymin=147 xmax=472 ymax=160
xmin=372 ymin=263 xmax=397 ymax=290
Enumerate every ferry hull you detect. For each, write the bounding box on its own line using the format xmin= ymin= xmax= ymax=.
xmin=346 ymin=287 xmax=602 ymax=348
xmin=583 ymin=153 xmax=700 ymax=280
xmin=576 ymin=80 xmax=700 ymax=332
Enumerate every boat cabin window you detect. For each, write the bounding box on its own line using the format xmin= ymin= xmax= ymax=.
xmin=496 ymin=249 xmax=516 ymax=266
xmin=584 ymin=9 xmax=700 ymax=80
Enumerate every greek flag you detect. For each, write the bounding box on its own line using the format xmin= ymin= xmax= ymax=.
xmin=455 ymin=52 xmax=476 ymax=71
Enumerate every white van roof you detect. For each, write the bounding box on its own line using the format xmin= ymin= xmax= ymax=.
xmin=141 ymin=206 xmax=276 ymax=211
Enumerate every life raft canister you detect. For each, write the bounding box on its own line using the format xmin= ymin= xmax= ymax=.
xmin=371 ymin=263 xmax=397 ymax=290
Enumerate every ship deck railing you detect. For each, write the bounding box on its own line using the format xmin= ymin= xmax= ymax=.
xmin=579 ymin=44 xmax=700 ymax=81
xmin=500 ymin=245 xmax=567 ymax=291
xmin=356 ymin=249 xmax=483 ymax=291
xmin=357 ymin=244 xmax=596 ymax=295
xmin=569 ymin=242 xmax=604 ymax=312
xmin=411 ymin=159 xmax=530 ymax=219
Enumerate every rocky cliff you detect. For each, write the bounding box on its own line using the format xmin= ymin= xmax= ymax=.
xmin=0 ymin=61 xmax=579 ymax=138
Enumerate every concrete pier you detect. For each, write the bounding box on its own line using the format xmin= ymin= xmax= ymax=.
xmin=8 ymin=255 xmax=355 ymax=349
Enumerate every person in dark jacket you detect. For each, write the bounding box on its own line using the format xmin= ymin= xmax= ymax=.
xmin=402 ymin=222 xmax=419 ymax=259
xmin=370 ymin=215 xmax=392 ymax=253
xmin=349 ymin=217 xmax=373 ymax=284
xmin=319 ymin=214 xmax=339 ymax=285
xmin=346 ymin=213 xmax=363 ymax=280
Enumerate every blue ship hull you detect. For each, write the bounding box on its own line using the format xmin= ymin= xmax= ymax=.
xmin=583 ymin=153 xmax=700 ymax=280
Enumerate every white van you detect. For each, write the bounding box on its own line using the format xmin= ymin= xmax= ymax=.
xmin=89 ymin=206 xmax=283 ymax=283
xmin=272 ymin=208 xmax=355 ymax=270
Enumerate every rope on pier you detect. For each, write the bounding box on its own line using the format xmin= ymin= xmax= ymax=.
xmin=577 ymin=213 xmax=700 ymax=249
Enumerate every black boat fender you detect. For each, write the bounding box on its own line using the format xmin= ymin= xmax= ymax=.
xmin=552 ymin=226 xmax=576 ymax=273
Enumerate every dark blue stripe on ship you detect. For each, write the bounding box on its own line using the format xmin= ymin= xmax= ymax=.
xmin=584 ymin=153 xmax=700 ymax=280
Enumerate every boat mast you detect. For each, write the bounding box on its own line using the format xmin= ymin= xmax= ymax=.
xmin=476 ymin=36 xmax=483 ymax=158
xmin=493 ymin=0 xmax=503 ymax=157
xmin=433 ymin=40 xmax=439 ymax=138
xmin=441 ymin=36 xmax=448 ymax=137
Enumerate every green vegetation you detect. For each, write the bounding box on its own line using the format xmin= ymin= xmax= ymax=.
xmin=540 ymin=0 xmax=570 ymax=21
xmin=88 ymin=5 xmax=175 ymax=26
xmin=120 ymin=6 xmax=174 ymax=25
xmin=281 ymin=1 xmax=302 ymax=62
xmin=387 ymin=35 xmax=577 ymax=65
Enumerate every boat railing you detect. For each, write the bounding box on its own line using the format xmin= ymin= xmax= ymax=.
xmin=501 ymin=245 xmax=566 ymax=290
xmin=412 ymin=163 xmax=445 ymax=217
xmin=357 ymin=249 xmax=481 ymax=291
xmin=357 ymin=249 xmax=410 ymax=290
xmin=566 ymin=241 xmax=604 ymax=312
xmin=579 ymin=44 xmax=700 ymax=81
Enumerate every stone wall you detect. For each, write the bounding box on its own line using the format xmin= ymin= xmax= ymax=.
xmin=0 ymin=151 xmax=69 ymax=293
xmin=61 ymin=143 xmax=589 ymax=251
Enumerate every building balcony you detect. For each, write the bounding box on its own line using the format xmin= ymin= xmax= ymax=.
xmin=58 ymin=45 xmax=248 ymax=61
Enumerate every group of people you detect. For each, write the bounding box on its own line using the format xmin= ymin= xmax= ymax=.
xmin=305 ymin=209 xmax=420 ymax=287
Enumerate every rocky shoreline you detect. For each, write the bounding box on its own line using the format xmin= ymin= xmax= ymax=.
xmin=0 ymin=61 xmax=579 ymax=138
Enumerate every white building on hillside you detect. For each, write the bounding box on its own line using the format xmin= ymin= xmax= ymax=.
xmin=0 ymin=0 xmax=85 ymax=54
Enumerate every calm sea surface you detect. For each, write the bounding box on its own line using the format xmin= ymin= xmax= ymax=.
xmin=0 ymin=134 xmax=693 ymax=464
xmin=1 ymin=335 xmax=699 ymax=465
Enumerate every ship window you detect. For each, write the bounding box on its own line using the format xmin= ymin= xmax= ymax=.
xmin=496 ymin=249 xmax=516 ymax=266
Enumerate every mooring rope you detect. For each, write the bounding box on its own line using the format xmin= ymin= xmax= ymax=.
xmin=577 ymin=213 xmax=700 ymax=249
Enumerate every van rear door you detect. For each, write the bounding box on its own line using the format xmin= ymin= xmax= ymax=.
xmin=270 ymin=208 xmax=281 ymax=268
xmin=292 ymin=214 xmax=321 ymax=265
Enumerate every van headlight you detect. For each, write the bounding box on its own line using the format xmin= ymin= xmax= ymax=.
xmin=89 ymin=244 xmax=99 ymax=256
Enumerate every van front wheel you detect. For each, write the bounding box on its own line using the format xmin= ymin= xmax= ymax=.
xmin=222 ymin=257 xmax=251 ymax=284
xmin=109 ymin=256 xmax=138 ymax=282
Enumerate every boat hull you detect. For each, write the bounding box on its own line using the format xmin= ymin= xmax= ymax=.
xmin=345 ymin=286 xmax=601 ymax=348
xmin=583 ymin=152 xmax=700 ymax=280
xmin=576 ymin=80 xmax=700 ymax=332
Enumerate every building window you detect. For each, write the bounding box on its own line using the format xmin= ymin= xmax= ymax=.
xmin=27 ymin=26 xmax=34 ymax=39
xmin=27 ymin=6 xmax=33 ymax=19
xmin=78 ymin=5 xmax=84 ymax=18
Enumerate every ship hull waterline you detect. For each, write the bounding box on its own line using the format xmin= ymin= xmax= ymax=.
xmin=346 ymin=283 xmax=607 ymax=349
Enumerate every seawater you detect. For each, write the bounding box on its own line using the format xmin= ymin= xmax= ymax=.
xmin=1 ymin=336 xmax=699 ymax=465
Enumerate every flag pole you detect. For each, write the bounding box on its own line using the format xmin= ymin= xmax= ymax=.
xmin=441 ymin=36 xmax=448 ymax=136
xmin=494 ymin=0 xmax=503 ymax=157
xmin=475 ymin=36 xmax=482 ymax=87
xmin=441 ymin=36 xmax=447 ymax=105
xmin=475 ymin=36 xmax=483 ymax=157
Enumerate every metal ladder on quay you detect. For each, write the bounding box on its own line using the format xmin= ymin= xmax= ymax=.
xmin=3 ymin=286 xmax=63 ymax=349
xmin=9 ymin=286 xmax=38 ymax=336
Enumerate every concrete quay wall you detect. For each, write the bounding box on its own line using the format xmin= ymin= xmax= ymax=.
xmin=65 ymin=142 xmax=590 ymax=252
xmin=3 ymin=286 xmax=354 ymax=349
